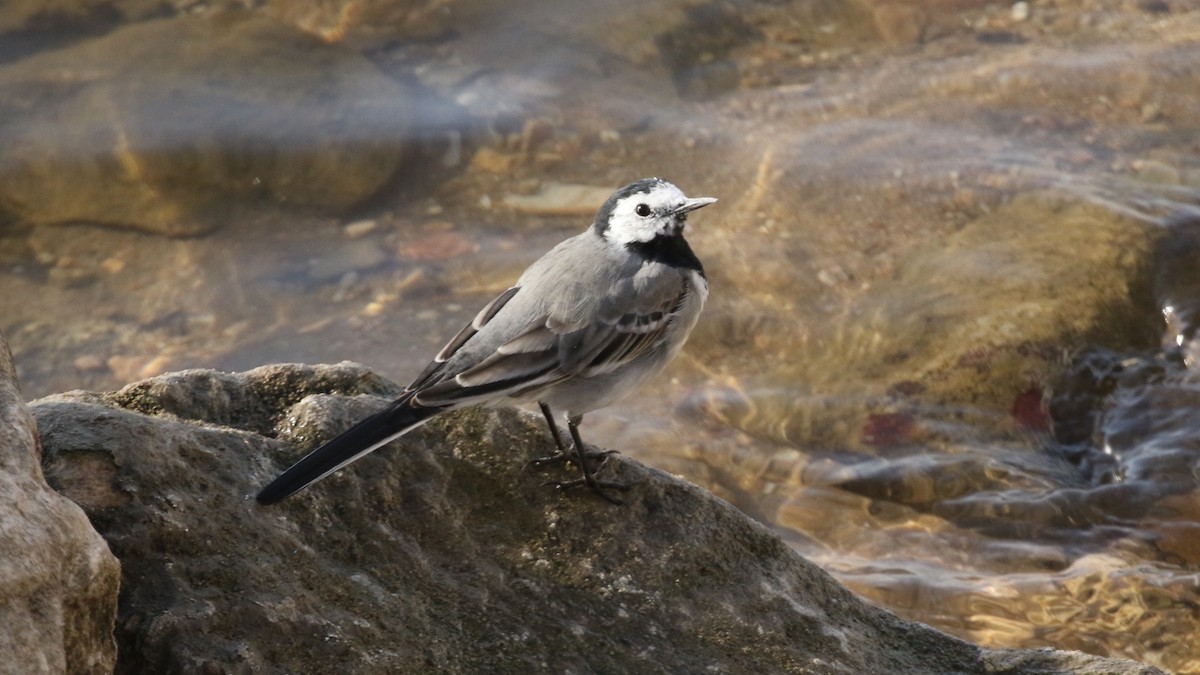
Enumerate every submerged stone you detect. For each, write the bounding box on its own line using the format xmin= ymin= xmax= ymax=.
xmin=0 ymin=12 xmax=413 ymax=235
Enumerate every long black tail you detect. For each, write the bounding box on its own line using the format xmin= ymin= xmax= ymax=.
xmin=257 ymin=393 xmax=445 ymax=504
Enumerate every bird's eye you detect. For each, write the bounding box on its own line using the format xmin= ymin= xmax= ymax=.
xmin=635 ymin=203 xmax=652 ymax=217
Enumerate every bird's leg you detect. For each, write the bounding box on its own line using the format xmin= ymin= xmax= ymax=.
xmin=538 ymin=401 xmax=569 ymax=453
xmin=528 ymin=402 xmax=614 ymax=469
xmin=543 ymin=414 xmax=629 ymax=505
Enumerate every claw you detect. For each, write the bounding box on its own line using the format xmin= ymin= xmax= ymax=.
xmin=527 ymin=448 xmax=617 ymax=471
xmin=543 ymin=478 xmax=630 ymax=505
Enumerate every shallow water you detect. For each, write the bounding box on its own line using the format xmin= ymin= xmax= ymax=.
xmin=3 ymin=1 xmax=1200 ymax=671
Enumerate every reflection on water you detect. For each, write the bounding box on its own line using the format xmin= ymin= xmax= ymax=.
xmin=3 ymin=1 xmax=1200 ymax=672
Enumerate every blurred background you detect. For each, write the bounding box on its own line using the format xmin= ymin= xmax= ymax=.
xmin=2 ymin=0 xmax=1199 ymax=670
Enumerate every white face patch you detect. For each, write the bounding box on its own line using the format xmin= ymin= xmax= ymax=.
xmin=603 ymin=181 xmax=693 ymax=245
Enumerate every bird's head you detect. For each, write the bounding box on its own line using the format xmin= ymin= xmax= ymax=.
xmin=594 ymin=178 xmax=717 ymax=245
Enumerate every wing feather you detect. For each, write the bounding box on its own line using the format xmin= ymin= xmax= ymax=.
xmin=410 ymin=264 xmax=696 ymax=405
xmin=407 ymin=285 xmax=520 ymax=391
xmin=495 ymin=323 xmax=558 ymax=355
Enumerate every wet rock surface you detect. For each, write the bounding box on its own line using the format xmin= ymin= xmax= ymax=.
xmin=31 ymin=363 xmax=1162 ymax=674
xmin=694 ymin=187 xmax=1159 ymax=449
xmin=1154 ymin=216 xmax=1200 ymax=366
xmin=0 ymin=330 xmax=121 ymax=673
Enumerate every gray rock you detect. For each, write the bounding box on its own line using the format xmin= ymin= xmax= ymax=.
xmin=32 ymin=363 xmax=1161 ymax=673
xmin=0 ymin=330 xmax=120 ymax=674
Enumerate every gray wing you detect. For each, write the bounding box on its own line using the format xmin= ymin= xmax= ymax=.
xmin=412 ymin=268 xmax=693 ymax=407
xmin=405 ymin=285 xmax=519 ymax=392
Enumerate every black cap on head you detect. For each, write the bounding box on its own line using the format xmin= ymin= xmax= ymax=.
xmin=593 ymin=178 xmax=667 ymax=235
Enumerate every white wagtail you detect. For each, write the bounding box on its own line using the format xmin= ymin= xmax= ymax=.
xmin=257 ymin=178 xmax=716 ymax=505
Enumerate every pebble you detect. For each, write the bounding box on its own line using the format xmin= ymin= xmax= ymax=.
xmin=107 ymin=354 xmax=172 ymax=382
xmin=395 ymin=233 xmax=478 ymax=261
xmin=306 ymin=240 xmax=386 ymax=281
xmin=343 ymin=219 xmax=377 ymax=239
xmin=470 ymin=147 xmax=520 ymax=174
xmin=48 ymin=265 xmax=97 ymax=288
xmin=1012 ymin=2 xmax=1030 ymax=22
xmin=73 ymin=355 xmax=106 ymax=371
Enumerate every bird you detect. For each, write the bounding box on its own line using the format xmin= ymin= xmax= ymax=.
xmin=256 ymin=178 xmax=716 ymax=505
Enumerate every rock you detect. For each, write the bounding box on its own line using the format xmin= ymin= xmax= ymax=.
xmin=0 ymin=0 xmax=163 ymax=37
xmin=502 ymin=182 xmax=616 ymax=216
xmin=304 ymin=239 xmax=387 ymax=282
xmin=342 ymin=219 xmax=378 ymax=239
xmin=0 ymin=12 xmax=414 ymax=235
xmin=31 ymin=363 xmax=1161 ymax=673
xmin=654 ymin=3 xmax=760 ymax=98
xmin=0 ymin=330 xmax=120 ymax=673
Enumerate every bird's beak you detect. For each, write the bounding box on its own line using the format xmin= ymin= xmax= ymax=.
xmin=674 ymin=196 xmax=718 ymax=214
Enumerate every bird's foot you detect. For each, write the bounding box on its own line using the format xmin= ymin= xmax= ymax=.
xmin=526 ymin=447 xmax=618 ymax=471
xmin=529 ymin=445 xmax=628 ymax=504
xmin=543 ymin=477 xmax=631 ymax=505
